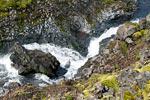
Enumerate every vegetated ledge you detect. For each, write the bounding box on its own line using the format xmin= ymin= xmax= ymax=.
xmin=2 ymin=14 xmax=150 ymax=100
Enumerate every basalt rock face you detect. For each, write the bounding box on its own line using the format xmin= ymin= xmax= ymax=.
xmin=10 ymin=42 xmax=60 ymax=78
xmin=0 ymin=0 xmax=138 ymax=56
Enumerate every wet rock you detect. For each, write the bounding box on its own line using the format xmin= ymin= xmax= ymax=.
xmin=64 ymin=61 xmax=71 ymax=69
xmin=10 ymin=42 xmax=61 ymax=78
xmin=117 ymin=22 xmax=137 ymax=40
xmin=71 ymin=21 xmax=81 ymax=31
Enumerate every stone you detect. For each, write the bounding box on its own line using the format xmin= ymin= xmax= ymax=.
xmin=140 ymin=48 xmax=150 ymax=63
xmin=117 ymin=22 xmax=137 ymax=40
xmin=103 ymin=49 xmax=110 ymax=55
xmin=64 ymin=61 xmax=71 ymax=69
xmin=139 ymin=18 xmax=147 ymax=29
xmin=10 ymin=42 xmax=61 ymax=78
xmin=71 ymin=21 xmax=81 ymax=31
xmin=0 ymin=88 xmax=5 ymax=96
xmin=8 ymin=82 xmax=21 ymax=90
xmin=146 ymin=13 xmax=150 ymax=24
xmin=125 ymin=38 xmax=133 ymax=44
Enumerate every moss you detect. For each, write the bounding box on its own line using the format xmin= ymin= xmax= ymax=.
xmin=75 ymin=83 xmax=85 ymax=91
xmin=133 ymin=85 xmax=141 ymax=97
xmin=135 ymin=24 xmax=141 ymax=30
xmin=71 ymin=41 xmax=77 ymax=49
xmin=137 ymin=64 xmax=150 ymax=72
xmin=119 ymin=41 xmax=128 ymax=53
xmin=124 ymin=91 xmax=135 ymax=100
xmin=42 ymin=98 xmax=47 ymax=100
xmin=136 ymin=55 xmax=141 ymax=60
xmin=101 ymin=95 xmax=113 ymax=100
xmin=75 ymin=73 xmax=119 ymax=99
xmin=142 ymin=84 xmax=150 ymax=100
xmin=0 ymin=12 xmax=8 ymax=18
xmin=132 ymin=29 xmax=148 ymax=40
xmin=90 ymin=24 xmax=96 ymax=29
xmin=32 ymin=94 xmax=38 ymax=100
xmin=14 ymin=89 xmax=25 ymax=96
xmin=83 ymin=90 xmax=90 ymax=99
xmin=0 ymin=0 xmax=32 ymax=11
xmin=132 ymin=32 xmax=142 ymax=40
xmin=65 ymin=95 xmax=72 ymax=100
xmin=140 ymin=29 xmax=148 ymax=35
xmin=114 ymin=64 xmax=119 ymax=68
xmin=102 ymin=0 xmax=114 ymax=3
xmin=144 ymin=60 xmax=150 ymax=65
xmin=17 ymin=0 xmax=32 ymax=8
xmin=77 ymin=73 xmax=119 ymax=96
xmin=134 ymin=62 xmax=140 ymax=69
xmin=98 ymin=74 xmax=119 ymax=92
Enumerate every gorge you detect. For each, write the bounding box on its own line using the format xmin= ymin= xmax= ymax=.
xmin=1 ymin=0 xmax=150 ymax=100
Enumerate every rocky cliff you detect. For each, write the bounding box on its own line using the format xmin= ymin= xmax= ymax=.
xmin=0 ymin=0 xmax=138 ymax=56
xmin=2 ymin=10 xmax=150 ymax=100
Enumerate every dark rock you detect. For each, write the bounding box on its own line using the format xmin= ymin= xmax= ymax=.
xmin=117 ymin=22 xmax=137 ymax=40
xmin=10 ymin=42 xmax=60 ymax=78
xmin=64 ymin=61 xmax=71 ymax=69
xmin=94 ymin=84 xmax=107 ymax=98
xmin=0 ymin=0 xmax=138 ymax=56
xmin=71 ymin=21 xmax=81 ymax=31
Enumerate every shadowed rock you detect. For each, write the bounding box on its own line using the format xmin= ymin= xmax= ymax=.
xmin=10 ymin=42 xmax=60 ymax=78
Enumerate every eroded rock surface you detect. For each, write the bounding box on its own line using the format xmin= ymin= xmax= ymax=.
xmin=10 ymin=42 xmax=60 ymax=78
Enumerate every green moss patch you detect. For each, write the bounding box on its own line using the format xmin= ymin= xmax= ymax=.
xmin=75 ymin=73 xmax=119 ymax=99
xmin=0 ymin=0 xmax=32 ymax=10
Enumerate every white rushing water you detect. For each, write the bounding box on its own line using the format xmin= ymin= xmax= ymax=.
xmin=0 ymin=19 xmax=139 ymax=89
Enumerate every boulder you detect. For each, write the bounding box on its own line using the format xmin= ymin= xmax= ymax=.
xmin=139 ymin=18 xmax=146 ymax=28
xmin=125 ymin=38 xmax=133 ymax=44
xmin=10 ymin=42 xmax=60 ymax=78
xmin=117 ymin=22 xmax=137 ymax=40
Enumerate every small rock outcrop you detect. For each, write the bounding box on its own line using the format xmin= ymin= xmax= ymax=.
xmin=117 ymin=22 xmax=138 ymax=40
xmin=10 ymin=42 xmax=60 ymax=78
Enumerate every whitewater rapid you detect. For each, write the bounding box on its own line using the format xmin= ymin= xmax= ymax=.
xmin=0 ymin=19 xmax=139 ymax=95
